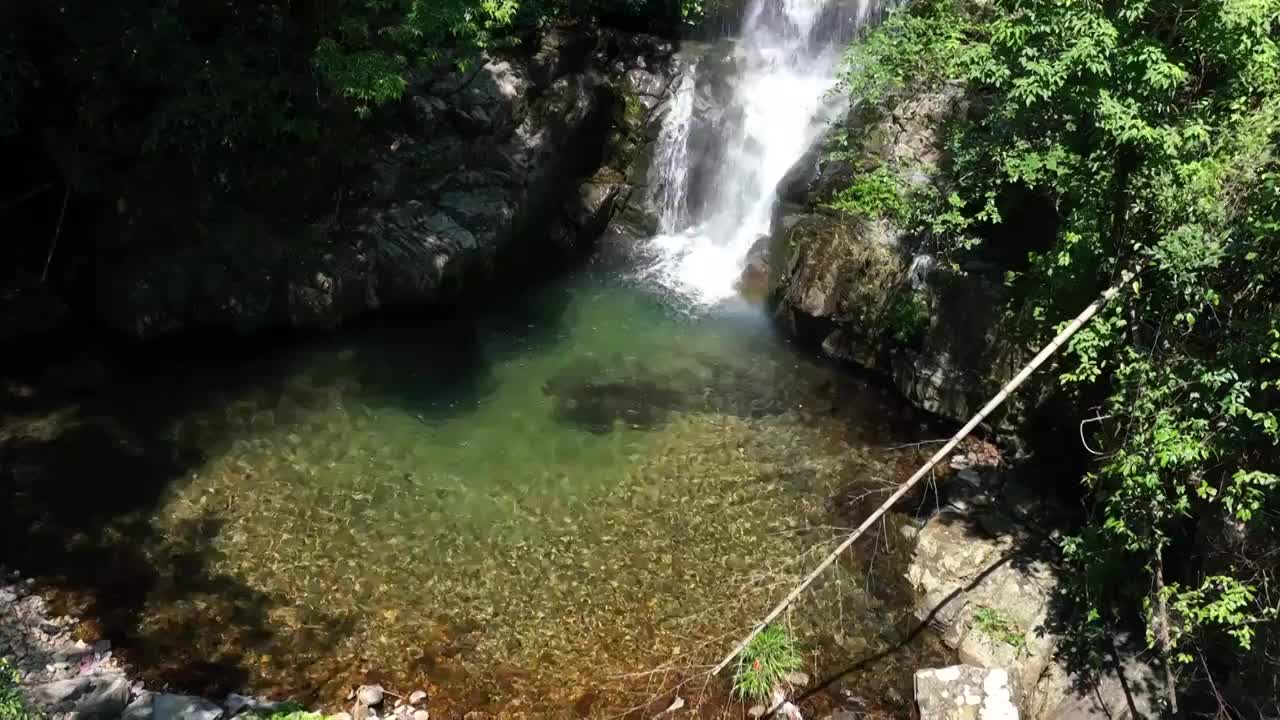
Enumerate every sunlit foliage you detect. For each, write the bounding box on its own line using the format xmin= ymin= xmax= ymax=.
xmin=839 ymin=0 xmax=1280 ymax=713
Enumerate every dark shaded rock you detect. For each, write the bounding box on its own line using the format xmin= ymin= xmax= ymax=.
xmin=1044 ymin=656 xmax=1162 ymax=720
xmin=777 ymin=143 xmax=826 ymax=204
xmin=98 ymin=27 xmax=676 ymax=337
xmin=683 ymin=41 xmax=743 ymax=220
xmin=0 ymin=283 xmax=68 ymax=345
xmin=739 ymin=233 xmax=772 ymax=301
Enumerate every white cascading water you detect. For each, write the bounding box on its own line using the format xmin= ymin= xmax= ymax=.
xmin=653 ymin=60 xmax=699 ymax=234
xmin=644 ymin=0 xmax=872 ymax=304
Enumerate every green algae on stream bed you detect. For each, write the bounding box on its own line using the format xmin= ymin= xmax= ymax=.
xmin=1 ymin=271 xmax=951 ymax=718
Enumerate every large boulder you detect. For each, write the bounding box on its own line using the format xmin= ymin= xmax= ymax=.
xmin=915 ymin=665 xmax=1019 ymax=720
xmin=28 ymin=672 xmax=130 ymax=717
xmin=767 ymin=84 xmax=1023 ymax=428
xmin=909 ymin=507 xmax=1063 ymax=718
xmin=770 ymin=209 xmax=1017 ymax=427
xmin=98 ymin=28 xmax=677 ymax=337
xmin=906 ymin=469 xmax=1165 ymax=719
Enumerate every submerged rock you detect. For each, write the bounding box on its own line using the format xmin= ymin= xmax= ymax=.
xmin=543 ymin=366 xmax=687 ymax=433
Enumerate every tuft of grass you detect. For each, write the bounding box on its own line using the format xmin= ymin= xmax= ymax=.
xmin=732 ymin=625 xmax=803 ymax=703
xmin=972 ymin=606 xmax=1028 ymax=654
xmin=885 ymin=289 xmax=930 ymax=347
xmin=0 ymin=658 xmax=40 ymax=720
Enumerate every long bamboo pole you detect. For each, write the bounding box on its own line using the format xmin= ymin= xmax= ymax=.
xmin=711 ymin=271 xmax=1134 ymax=676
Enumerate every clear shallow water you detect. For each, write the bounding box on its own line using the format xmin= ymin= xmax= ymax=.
xmin=2 ymin=266 xmax=949 ymax=717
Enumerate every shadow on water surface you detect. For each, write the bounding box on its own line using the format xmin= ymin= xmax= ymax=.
xmin=0 ymin=304 xmax=526 ymax=700
xmin=0 ymin=334 xmax=371 ymax=699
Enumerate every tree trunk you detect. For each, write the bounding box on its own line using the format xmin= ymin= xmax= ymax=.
xmin=1154 ymin=545 xmax=1179 ymax=716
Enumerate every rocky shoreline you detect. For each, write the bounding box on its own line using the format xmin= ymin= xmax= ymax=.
xmin=5 ymin=456 xmax=1163 ymax=720
xmin=1 ymin=570 xmax=433 ymax=720
xmin=903 ymin=464 xmax=1166 ymax=720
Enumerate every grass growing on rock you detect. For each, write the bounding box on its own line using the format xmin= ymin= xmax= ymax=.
xmin=972 ymin=606 xmax=1028 ymax=655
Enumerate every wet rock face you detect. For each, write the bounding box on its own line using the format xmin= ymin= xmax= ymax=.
xmin=99 ymin=28 xmax=677 ymax=338
xmin=766 ymin=84 xmax=1024 ymax=430
xmin=683 ymin=40 xmax=744 ymax=221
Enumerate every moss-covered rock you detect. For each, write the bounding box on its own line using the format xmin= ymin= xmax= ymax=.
xmin=768 ymin=86 xmax=1023 ymax=430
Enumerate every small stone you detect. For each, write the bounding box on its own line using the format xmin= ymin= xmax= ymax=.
xmin=412 ymin=711 xmax=429 ymax=720
xmin=899 ymin=524 xmax=919 ymax=541
xmin=776 ymin=701 xmax=803 ymax=720
xmin=153 ymin=693 xmax=224 ymax=720
xmin=784 ymin=671 xmax=811 ymax=687
xmin=358 ymin=685 xmax=385 ymax=707
xmin=123 ymin=690 xmax=156 ymax=720
xmin=93 ymin=639 xmax=112 ymax=654
xmin=747 ymin=705 xmax=766 ymax=719
xmin=223 ymin=693 xmax=262 ymax=716
xmin=408 ymin=691 xmax=427 ymax=706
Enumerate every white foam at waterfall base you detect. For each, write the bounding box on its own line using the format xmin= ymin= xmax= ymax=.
xmin=641 ymin=0 xmax=868 ymax=305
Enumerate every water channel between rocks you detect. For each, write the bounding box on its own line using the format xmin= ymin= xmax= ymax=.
xmin=2 ymin=261 xmax=952 ymax=718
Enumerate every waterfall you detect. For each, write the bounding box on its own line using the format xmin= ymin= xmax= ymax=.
xmin=653 ymin=60 xmax=698 ymax=234
xmin=643 ymin=0 xmax=873 ymax=304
